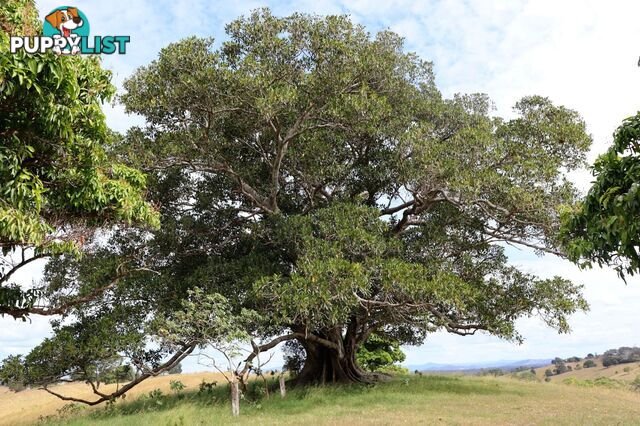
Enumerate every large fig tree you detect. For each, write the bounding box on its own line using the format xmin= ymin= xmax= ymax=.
xmin=14 ymin=9 xmax=592 ymax=394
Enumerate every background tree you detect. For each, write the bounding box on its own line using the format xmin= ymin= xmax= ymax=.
xmin=554 ymin=359 xmax=568 ymax=375
xmin=355 ymin=333 xmax=406 ymax=374
xmin=600 ymin=347 xmax=640 ymax=367
xmin=0 ymin=0 xmax=158 ymax=319
xmin=0 ymin=354 xmax=26 ymax=391
xmin=168 ymin=363 xmax=183 ymax=375
xmin=561 ymin=112 xmax=640 ymax=278
xmin=19 ymin=9 xmax=592 ymax=397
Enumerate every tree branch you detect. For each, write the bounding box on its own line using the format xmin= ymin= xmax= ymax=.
xmin=0 ymin=252 xmax=46 ymax=286
xmin=41 ymin=342 xmax=197 ymax=406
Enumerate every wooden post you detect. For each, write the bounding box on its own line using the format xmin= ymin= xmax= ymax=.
xmin=230 ymin=381 xmax=240 ymax=417
xmin=279 ymin=374 xmax=286 ymax=398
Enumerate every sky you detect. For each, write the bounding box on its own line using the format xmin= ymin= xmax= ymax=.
xmin=2 ymin=0 xmax=640 ymax=371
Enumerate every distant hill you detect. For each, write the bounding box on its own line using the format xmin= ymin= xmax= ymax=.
xmin=407 ymin=358 xmax=551 ymax=373
xmin=534 ymin=355 xmax=640 ymax=383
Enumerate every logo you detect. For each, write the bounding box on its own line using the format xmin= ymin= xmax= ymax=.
xmin=10 ymin=6 xmax=130 ymax=55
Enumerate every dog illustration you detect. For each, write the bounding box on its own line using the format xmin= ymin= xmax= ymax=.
xmin=45 ymin=7 xmax=83 ymax=54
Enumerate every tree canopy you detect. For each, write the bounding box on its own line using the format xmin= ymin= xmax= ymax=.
xmin=561 ymin=112 xmax=640 ymax=278
xmin=0 ymin=0 xmax=158 ymax=318
xmin=7 ymin=8 xmax=593 ymax=400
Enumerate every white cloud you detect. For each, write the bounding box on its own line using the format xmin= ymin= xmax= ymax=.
xmin=3 ymin=0 xmax=639 ymax=369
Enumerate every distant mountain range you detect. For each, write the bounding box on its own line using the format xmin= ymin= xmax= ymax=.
xmin=406 ymin=358 xmax=551 ymax=372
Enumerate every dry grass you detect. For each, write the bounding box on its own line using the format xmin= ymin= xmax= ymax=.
xmin=533 ymin=356 xmax=640 ymax=382
xmin=0 ymin=372 xmax=227 ymax=426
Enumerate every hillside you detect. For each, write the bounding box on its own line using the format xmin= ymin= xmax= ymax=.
xmin=3 ymin=375 xmax=640 ymax=425
xmin=533 ymin=355 xmax=640 ymax=383
xmin=0 ymin=372 xmax=227 ymax=426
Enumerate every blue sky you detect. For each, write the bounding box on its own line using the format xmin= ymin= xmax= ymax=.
xmin=2 ymin=0 xmax=640 ymax=371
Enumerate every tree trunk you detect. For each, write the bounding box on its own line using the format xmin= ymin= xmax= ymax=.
xmin=230 ymin=381 xmax=240 ymax=417
xmin=279 ymin=374 xmax=286 ymax=398
xmin=294 ymin=335 xmax=372 ymax=385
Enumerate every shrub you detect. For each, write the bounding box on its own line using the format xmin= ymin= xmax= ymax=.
xmin=170 ymin=380 xmax=186 ymax=392
xmin=148 ymin=389 xmax=164 ymax=399
xmin=134 ymin=388 xmax=166 ymax=410
xmin=198 ymin=380 xmax=217 ymax=394
xmin=56 ymin=403 xmax=84 ymax=418
xmin=545 ymin=369 xmax=554 ymax=377
xmin=624 ymin=366 xmax=633 ymax=373
xmin=583 ymin=360 xmax=596 ymax=368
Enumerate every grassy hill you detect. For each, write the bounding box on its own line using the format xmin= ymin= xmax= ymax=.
xmin=2 ymin=374 xmax=640 ymax=425
xmin=532 ymin=355 xmax=640 ymax=383
xmin=0 ymin=372 xmax=227 ymax=426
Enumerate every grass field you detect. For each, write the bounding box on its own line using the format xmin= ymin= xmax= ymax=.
xmin=3 ymin=373 xmax=640 ymax=425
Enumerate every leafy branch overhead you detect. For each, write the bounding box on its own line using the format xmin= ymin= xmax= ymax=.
xmin=561 ymin=112 xmax=640 ymax=278
xmin=0 ymin=0 xmax=159 ymax=318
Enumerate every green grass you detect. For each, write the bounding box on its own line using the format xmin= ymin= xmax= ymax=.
xmin=40 ymin=375 xmax=640 ymax=426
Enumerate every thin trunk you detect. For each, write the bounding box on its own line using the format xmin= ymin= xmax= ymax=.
xmin=279 ymin=374 xmax=286 ymax=398
xmin=230 ymin=381 xmax=240 ymax=417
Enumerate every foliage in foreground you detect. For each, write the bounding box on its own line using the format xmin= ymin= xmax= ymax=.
xmin=562 ymin=112 xmax=640 ymax=278
xmin=0 ymin=0 xmax=158 ymax=319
